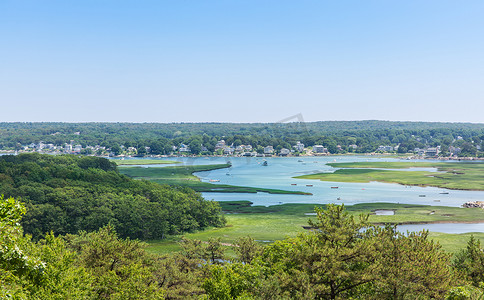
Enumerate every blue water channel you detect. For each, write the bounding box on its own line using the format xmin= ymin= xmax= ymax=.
xmin=118 ymin=156 xmax=484 ymax=233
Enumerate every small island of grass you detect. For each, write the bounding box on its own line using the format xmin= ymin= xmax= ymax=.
xmin=295 ymin=161 xmax=484 ymax=191
xmin=113 ymin=159 xmax=180 ymax=165
xmin=119 ymin=163 xmax=311 ymax=195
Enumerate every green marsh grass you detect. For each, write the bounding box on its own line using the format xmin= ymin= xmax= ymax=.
xmin=297 ymin=161 xmax=484 ymax=190
xmin=119 ymin=164 xmax=310 ymax=195
xmin=146 ymin=201 xmax=484 ymax=255
xmin=113 ymin=159 xmax=180 ymax=165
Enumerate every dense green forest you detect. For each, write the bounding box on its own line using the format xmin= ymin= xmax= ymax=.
xmin=3 ymin=198 xmax=484 ymax=299
xmin=0 ymin=154 xmax=225 ymax=240
xmin=1 ymin=121 xmax=484 ymax=156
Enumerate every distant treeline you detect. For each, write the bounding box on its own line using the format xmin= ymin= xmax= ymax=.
xmin=1 ymin=121 xmax=484 ymax=156
xmin=0 ymin=153 xmax=225 ymax=240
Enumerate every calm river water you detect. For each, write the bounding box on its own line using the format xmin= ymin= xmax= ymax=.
xmin=121 ymin=156 xmax=484 ymax=233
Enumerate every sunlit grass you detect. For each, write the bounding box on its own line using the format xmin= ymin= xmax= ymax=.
xmin=296 ymin=161 xmax=484 ymax=190
xmin=146 ymin=201 xmax=484 ymax=255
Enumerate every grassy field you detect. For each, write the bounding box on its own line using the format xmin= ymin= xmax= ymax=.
xmin=119 ymin=164 xmax=311 ymax=195
xmin=429 ymin=232 xmax=484 ymax=253
xmin=296 ymin=161 xmax=484 ymax=190
xmin=218 ymin=201 xmax=484 ymax=225
xmin=147 ymin=229 xmax=484 ymax=255
xmin=146 ymin=201 xmax=484 ymax=255
xmin=113 ymin=159 xmax=180 ymax=165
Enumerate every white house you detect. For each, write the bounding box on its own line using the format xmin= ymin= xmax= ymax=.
xmin=313 ymin=145 xmax=327 ymax=153
xmin=280 ymin=148 xmax=290 ymax=156
xmin=215 ymin=140 xmax=226 ymax=150
xmin=294 ymin=141 xmax=304 ymax=152
xmin=264 ymin=146 xmax=274 ymax=154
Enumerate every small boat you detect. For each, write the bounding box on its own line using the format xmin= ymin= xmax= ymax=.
xmin=209 ymin=179 xmax=220 ymax=182
xmin=439 ymin=192 xmax=449 ymax=195
xmin=434 ymin=199 xmax=441 ymax=202
xmin=419 ymin=195 xmax=426 ymax=197
xmin=337 ymin=197 xmax=341 ymax=200
xmin=331 ymin=186 xmax=339 ymax=189
xmin=226 ymin=173 xmax=230 ymax=176
xmin=291 ymin=183 xmax=297 ymax=186
xmin=306 ymin=184 xmax=313 ymax=187
xmin=262 ymin=160 xmax=268 ymax=166
xmin=298 ymin=160 xmax=303 ymax=162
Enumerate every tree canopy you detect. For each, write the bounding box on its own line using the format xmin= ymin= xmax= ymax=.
xmin=3 ymin=197 xmax=484 ymax=299
xmin=0 ymin=153 xmax=225 ymax=240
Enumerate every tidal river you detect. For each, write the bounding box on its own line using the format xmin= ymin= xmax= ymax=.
xmin=124 ymin=155 xmax=484 ymax=233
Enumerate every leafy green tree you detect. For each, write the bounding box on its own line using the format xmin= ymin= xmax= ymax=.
xmin=1 ymin=196 xmax=94 ymax=299
xmin=1 ymin=195 xmax=44 ymax=298
xmin=203 ymin=263 xmax=264 ymax=300
xmin=260 ymin=204 xmax=379 ymax=299
xmin=188 ymin=139 xmax=202 ymax=155
xmin=27 ymin=232 xmax=94 ymax=299
xmin=110 ymin=144 xmax=122 ymax=156
xmin=152 ymin=253 xmax=206 ymax=299
xmin=233 ymin=236 xmax=263 ymax=264
xmin=454 ymin=236 xmax=484 ymax=287
xmin=0 ymin=154 xmax=225 ymax=240
xmin=205 ymin=237 xmax=226 ymax=264
xmin=66 ymin=226 xmax=165 ymax=299
xmin=371 ymin=225 xmax=454 ymax=299
xmin=446 ymin=284 xmax=484 ymax=300
xmin=136 ymin=146 xmax=147 ymax=156
xmin=179 ymin=237 xmax=225 ymax=264
xmin=207 ymin=205 xmax=455 ymax=299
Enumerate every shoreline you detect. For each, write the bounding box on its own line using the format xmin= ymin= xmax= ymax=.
xmin=4 ymin=150 xmax=483 ymax=161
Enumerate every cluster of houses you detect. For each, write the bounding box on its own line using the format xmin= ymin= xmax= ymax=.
xmin=376 ymin=145 xmax=467 ymax=157
xmin=9 ymin=139 xmax=472 ymax=158
xmin=211 ymin=140 xmax=306 ymax=156
xmin=215 ymin=140 xmax=256 ymax=155
xmin=377 ymin=144 xmax=442 ymax=156
xmin=19 ymin=141 xmax=107 ymax=155
xmin=168 ymin=140 xmax=308 ymax=156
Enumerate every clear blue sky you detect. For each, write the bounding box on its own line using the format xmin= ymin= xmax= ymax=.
xmin=1 ymin=1 xmax=483 ymax=123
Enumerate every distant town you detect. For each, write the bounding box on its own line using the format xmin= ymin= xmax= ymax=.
xmin=2 ymin=137 xmax=480 ymax=160
xmin=1 ymin=121 xmax=483 ymax=159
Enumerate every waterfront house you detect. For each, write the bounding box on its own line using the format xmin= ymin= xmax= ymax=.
xmin=425 ymin=147 xmax=439 ymax=157
xmin=294 ymin=141 xmax=304 ymax=152
xmin=215 ymin=140 xmax=226 ymax=150
xmin=280 ymin=148 xmax=290 ymax=156
xmin=313 ymin=145 xmax=327 ymax=153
